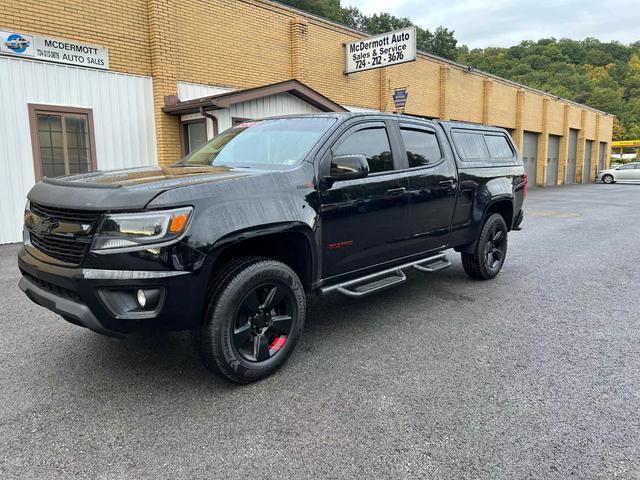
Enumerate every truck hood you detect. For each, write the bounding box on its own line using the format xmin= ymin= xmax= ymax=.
xmin=28 ymin=165 xmax=259 ymax=211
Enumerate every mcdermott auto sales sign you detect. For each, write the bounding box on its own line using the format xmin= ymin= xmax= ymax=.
xmin=345 ymin=26 xmax=416 ymax=74
xmin=0 ymin=30 xmax=109 ymax=69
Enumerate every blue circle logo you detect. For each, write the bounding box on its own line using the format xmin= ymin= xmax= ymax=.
xmin=5 ymin=33 xmax=30 ymax=53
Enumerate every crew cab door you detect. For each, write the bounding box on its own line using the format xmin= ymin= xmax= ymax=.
xmin=394 ymin=121 xmax=457 ymax=253
xmin=318 ymin=121 xmax=409 ymax=279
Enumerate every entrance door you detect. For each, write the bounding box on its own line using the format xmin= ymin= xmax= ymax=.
xmin=319 ymin=121 xmax=410 ymax=279
xmin=583 ymin=140 xmax=593 ymax=183
xmin=566 ymin=129 xmax=578 ymax=184
xmin=598 ymin=142 xmax=606 ymax=171
xmin=523 ymin=132 xmax=538 ymax=188
xmin=546 ymin=135 xmax=560 ymax=186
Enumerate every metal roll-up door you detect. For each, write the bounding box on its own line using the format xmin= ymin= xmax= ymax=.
xmin=546 ymin=135 xmax=560 ymax=186
xmin=583 ymin=140 xmax=593 ymax=183
xmin=523 ymin=132 xmax=538 ymax=188
xmin=566 ymin=129 xmax=578 ymax=184
xmin=598 ymin=142 xmax=606 ymax=171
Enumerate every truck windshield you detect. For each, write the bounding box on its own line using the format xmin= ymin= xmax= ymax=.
xmin=180 ymin=117 xmax=336 ymax=168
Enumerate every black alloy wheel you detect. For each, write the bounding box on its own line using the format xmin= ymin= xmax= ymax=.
xmin=234 ymin=283 xmax=294 ymax=362
xmin=484 ymin=223 xmax=507 ymax=273
xmin=193 ymin=257 xmax=306 ymax=383
xmin=461 ymin=213 xmax=508 ymax=280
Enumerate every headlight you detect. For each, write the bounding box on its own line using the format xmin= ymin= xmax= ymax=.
xmin=91 ymin=207 xmax=193 ymax=252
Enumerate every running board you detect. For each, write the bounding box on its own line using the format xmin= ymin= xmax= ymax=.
xmin=321 ymin=253 xmax=450 ymax=298
xmin=413 ymin=256 xmax=451 ymax=272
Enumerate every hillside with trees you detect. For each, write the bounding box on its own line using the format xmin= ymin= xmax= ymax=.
xmin=459 ymin=39 xmax=640 ymax=140
xmin=276 ymin=0 xmax=639 ymax=140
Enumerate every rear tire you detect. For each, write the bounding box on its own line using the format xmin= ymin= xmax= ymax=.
xmin=602 ymin=174 xmax=614 ymax=184
xmin=461 ymin=213 xmax=508 ymax=280
xmin=193 ymin=258 xmax=306 ymax=384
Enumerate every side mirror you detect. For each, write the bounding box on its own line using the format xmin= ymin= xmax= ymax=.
xmin=328 ymin=154 xmax=369 ymax=182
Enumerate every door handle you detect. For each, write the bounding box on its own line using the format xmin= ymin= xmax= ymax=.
xmin=386 ymin=187 xmax=406 ymax=196
xmin=439 ymin=179 xmax=455 ymax=187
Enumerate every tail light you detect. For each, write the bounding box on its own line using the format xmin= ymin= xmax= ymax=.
xmin=523 ymin=173 xmax=528 ymax=198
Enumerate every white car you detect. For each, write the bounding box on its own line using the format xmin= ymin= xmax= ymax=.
xmin=597 ymin=162 xmax=640 ymax=184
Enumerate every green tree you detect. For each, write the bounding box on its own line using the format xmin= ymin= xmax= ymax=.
xmin=461 ymin=38 xmax=640 ymax=139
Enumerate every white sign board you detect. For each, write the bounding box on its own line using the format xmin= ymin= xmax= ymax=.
xmin=345 ymin=26 xmax=416 ymax=75
xmin=0 ymin=30 xmax=109 ymax=69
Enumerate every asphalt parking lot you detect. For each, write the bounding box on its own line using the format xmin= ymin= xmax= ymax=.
xmin=1 ymin=183 xmax=639 ymax=479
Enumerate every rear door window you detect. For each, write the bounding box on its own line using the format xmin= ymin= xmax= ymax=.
xmin=452 ymin=131 xmax=490 ymax=161
xmin=485 ymin=135 xmax=514 ymax=159
xmin=399 ymin=128 xmax=442 ymax=167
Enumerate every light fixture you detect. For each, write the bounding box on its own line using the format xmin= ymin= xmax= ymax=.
xmin=136 ymin=289 xmax=147 ymax=308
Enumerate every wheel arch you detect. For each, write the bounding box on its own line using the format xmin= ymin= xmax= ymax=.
xmin=208 ymin=222 xmax=317 ymax=292
xmin=484 ymin=198 xmax=515 ymax=232
xmin=455 ymin=196 xmax=514 ymax=254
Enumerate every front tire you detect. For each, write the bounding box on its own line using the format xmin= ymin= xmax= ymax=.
xmin=193 ymin=258 xmax=306 ymax=383
xmin=461 ymin=213 xmax=508 ymax=280
xmin=602 ymin=174 xmax=614 ymax=184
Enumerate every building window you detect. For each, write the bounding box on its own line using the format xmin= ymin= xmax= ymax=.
xmin=232 ymin=117 xmax=252 ymax=127
xmin=28 ymin=104 xmax=96 ymax=180
xmin=182 ymin=119 xmax=208 ymax=156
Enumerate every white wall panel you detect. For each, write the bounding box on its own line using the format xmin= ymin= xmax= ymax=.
xmin=0 ymin=57 xmax=157 ymax=243
xmin=343 ymin=104 xmax=380 ymax=113
xmin=212 ymin=93 xmax=321 ymax=133
xmin=177 ymin=81 xmax=235 ymax=101
xmin=179 ymin=92 xmax=322 ymax=140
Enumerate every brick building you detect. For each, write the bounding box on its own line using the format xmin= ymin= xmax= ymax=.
xmin=0 ymin=0 xmax=614 ymax=243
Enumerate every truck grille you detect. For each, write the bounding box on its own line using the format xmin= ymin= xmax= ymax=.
xmin=27 ymin=203 xmax=104 ymax=265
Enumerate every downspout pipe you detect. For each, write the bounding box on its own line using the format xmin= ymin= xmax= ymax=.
xmin=199 ymin=106 xmax=217 ymax=138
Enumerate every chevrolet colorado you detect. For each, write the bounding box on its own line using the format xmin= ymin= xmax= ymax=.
xmin=18 ymin=113 xmax=526 ymax=383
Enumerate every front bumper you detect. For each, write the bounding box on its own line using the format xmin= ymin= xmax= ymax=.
xmin=18 ymin=243 xmax=211 ymax=336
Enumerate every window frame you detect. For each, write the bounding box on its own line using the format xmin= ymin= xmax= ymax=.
xmin=328 ymin=121 xmax=401 ymax=177
xmin=28 ymin=104 xmax=97 ymax=181
xmin=451 ymin=129 xmax=491 ymax=162
xmin=484 ymin=133 xmax=516 ymax=160
xmin=232 ymin=117 xmax=252 ymax=127
xmin=450 ymin=127 xmax=518 ymax=166
xmin=617 ymin=163 xmax=637 ymax=171
xmin=396 ymin=122 xmax=445 ymax=171
xmin=180 ymin=118 xmax=213 ymax=157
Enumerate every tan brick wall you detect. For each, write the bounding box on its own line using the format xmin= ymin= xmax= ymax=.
xmin=304 ymin=21 xmax=380 ymax=109
xmin=385 ymin=57 xmax=440 ymax=117
xmin=584 ymin=111 xmax=597 ymax=139
xmin=1 ymin=0 xmax=152 ymax=76
xmin=547 ymin=100 xmax=564 ymax=135
xmin=568 ymin=106 xmax=582 ymax=129
xmin=488 ymin=82 xmax=517 ymax=128
xmin=522 ymin=92 xmax=544 ymax=133
xmin=447 ymin=69 xmax=484 ymax=123
xmin=3 ymin=0 xmax=614 ymax=170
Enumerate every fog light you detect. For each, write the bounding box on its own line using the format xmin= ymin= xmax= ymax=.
xmin=136 ymin=289 xmax=147 ymax=308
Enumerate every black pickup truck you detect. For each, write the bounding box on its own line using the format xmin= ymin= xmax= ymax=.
xmin=18 ymin=113 xmax=525 ymax=383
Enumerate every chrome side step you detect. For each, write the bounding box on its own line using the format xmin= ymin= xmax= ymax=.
xmin=321 ymin=253 xmax=450 ymax=298
xmin=413 ymin=256 xmax=451 ymax=273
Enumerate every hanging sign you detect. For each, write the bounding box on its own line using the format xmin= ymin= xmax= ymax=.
xmin=392 ymin=87 xmax=408 ymax=112
xmin=345 ymin=26 xmax=416 ymax=74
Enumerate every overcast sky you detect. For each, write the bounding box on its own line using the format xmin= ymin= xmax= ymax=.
xmin=342 ymin=0 xmax=640 ymax=48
